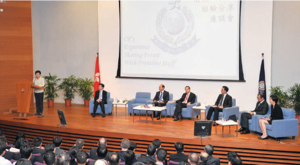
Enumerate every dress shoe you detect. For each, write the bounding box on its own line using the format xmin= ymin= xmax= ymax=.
xmin=102 ymin=114 xmax=106 ymax=118
xmin=213 ymin=122 xmax=217 ymax=126
xmin=241 ymin=130 xmax=250 ymax=134
xmin=35 ymin=113 xmax=39 ymax=116
xmin=173 ymin=118 xmax=179 ymax=121
xmin=236 ymin=128 xmax=245 ymax=132
xmin=157 ymin=116 xmax=160 ymax=120
xmin=179 ymin=115 xmax=183 ymax=121
xmin=258 ymin=136 xmax=269 ymax=140
xmin=92 ymin=115 xmax=95 ymax=118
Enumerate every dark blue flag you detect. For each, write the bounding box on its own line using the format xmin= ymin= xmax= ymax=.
xmin=258 ymin=53 xmax=266 ymax=99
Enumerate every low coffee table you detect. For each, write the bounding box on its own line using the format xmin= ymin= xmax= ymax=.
xmin=215 ymin=120 xmax=238 ymax=137
xmin=133 ymin=105 xmax=167 ymax=123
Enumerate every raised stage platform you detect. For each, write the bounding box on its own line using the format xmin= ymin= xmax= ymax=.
xmin=0 ymin=103 xmax=300 ymax=164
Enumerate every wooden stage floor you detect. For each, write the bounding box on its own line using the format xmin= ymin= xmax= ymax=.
xmin=0 ymin=103 xmax=299 ymax=152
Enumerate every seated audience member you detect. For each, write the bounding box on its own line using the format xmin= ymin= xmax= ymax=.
xmin=227 ymin=151 xmax=242 ymax=165
xmin=14 ymin=132 xmax=25 ymax=145
xmin=152 ymin=84 xmax=170 ymax=120
xmin=171 ymin=86 xmax=196 ymax=121
xmin=258 ymin=95 xmax=283 ymax=140
xmin=95 ymin=159 xmax=109 ymax=165
xmin=152 ymin=139 xmax=161 ymax=150
xmin=10 ymin=137 xmax=25 ymax=153
xmin=206 ymin=86 xmax=232 ymax=125
xmin=187 ymin=153 xmax=199 ymax=165
xmin=155 ymin=148 xmax=167 ymax=165
xmin=169 ymin=142 xmax=188 ymax=162
xmin=15 ymin=158 xmax=31 ymax=165
xmin=137 ymin=144 xmax=156 ymax=164
xmin=68 ymin=146 xmax=79 ymax=165
xmin=0 ymin=140 xmax=12 ymax=165
xmin=97 ymin=146 xmax=108 ymax=160
xmin=13 ymin=145 xmax=34 ymax=165
xmin=237 ymin=93 xmax=268 ymax=134
xmin=45 ymin=143 xmax=55 ymax=153
xmin=44 ymin=151 xmax=55 ymax=165
xmin=75 ymin=139 xmax=85 ymax=150
xmin=53 ymin=136 xmax=64 ymax=156
xmin=0 ymin=136 xmax=16 ymax=161
xmin=204 ymin=144 xmax=220 ymax=165
xmin=198 ymin=152 xmax=209 ymax=165
xmin=32 ymin=136 xmax=45 ymax=163
xmin=56 ymin=151 xmax=70 ymax=165
xmin=125 ymin=150 xmax=135 ymax=165
xmin=90 ymin=138 xmax=109 ymax=160
xmin=129 ymin=142 xmax=141 ymax=158
xmin=119 ymin=139 xmax=130 ymax=162
xmin=108 ymin=152 xmax=120 ymax=165
xmin=76 ymin=150 xmax=88 ymax=165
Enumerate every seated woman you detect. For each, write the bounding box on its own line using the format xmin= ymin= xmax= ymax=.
xmin=258 ymin=95 xmax=283 ymax=140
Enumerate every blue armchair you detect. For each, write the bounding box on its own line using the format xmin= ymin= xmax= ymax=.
xmin=253 ymin=107 xmax=298 ymax=139
xmin=166 ymin=94 xmax=199 ymax=119
xmin=89 ymin=92 xmax=114 ymax=115
xmin=128 ymin=92 xmax=152 ymax=115
xmin=238 ymin=109 xmax=263 ymax=132
xmin=206 ymin=98 xmax=239 ymax=120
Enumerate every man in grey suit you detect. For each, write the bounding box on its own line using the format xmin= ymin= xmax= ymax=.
xmin=237 ymin=93 xmax=269 ymax=134
xmin=204 ymin=144 xmax=220 ymax=165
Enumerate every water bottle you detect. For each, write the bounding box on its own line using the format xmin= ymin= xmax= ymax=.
xmin=219 ymin=112 xmax=223 ymax=121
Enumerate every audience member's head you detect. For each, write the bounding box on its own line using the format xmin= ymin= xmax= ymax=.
xmin=97 ymin=146 xmax=108 ymax=159
xmin=45 ymin=143 xmax=55 ymax=152
xmin=0 ymin=135 xmax=7 ymax=144
xmin=108 ymin=152 xmax=120 ymax=165
xmin=129 ymin=142 xmax=137 ymax=151
xmin=15 ymin=132 xmax=25 ymax=144
xmin=75 ymin=139 xmax=84 ymax=149
xmin=227 ymin=151 xmax=242 ymax=165
xmin=0 ymin=129 xmax=3 ymax=136
xmin=56 ymin=151 xmax=70 ymax=165
xmin=204 ymin=144 xmax=214 ymax=156
xmin=53 ymin=136 xmax=62 ymax=148
xmin=0 ymin=140 xmax=6 ymax=156
xmin=147 ymin=161 xmax=155 ymax=165
xmin=124 ymin=150 xmax=135 ymax=165
xmin=174 ymin=142 xmax=184 ymax=153
xmin=44 ymin=151 xmax=55 ymax=165
xmin=21 ymin=139 xmax=31 ymax=147
xmin=188 ymin=153 xmax=199 ymax=165
xmin=76 ymin=150 xmax=88 ymax=165
xmin=156 ymin=148 xmax=167 ymax=162
xmin=16 ymin=158 xmax=31 ymax=165
xmin=152 ymin=139 xmax=161 ymax=149
xmin=200 ymin=152 xmax=209 ymax=164
xmin=68 ymin=146 xmax=79 ymax=162
xmin=98 ymin=137 xmax=107 ymax=147
xmin=121 ymin=138 xmax=130 ymax=150
xmin=15 ymin=137 xmax=25 ymax=149
xmin=20 ymin=144 xmax=33 ymax=159
xmin=95 ymin=159 xmax=108 ymax=165
xmin=146 ymin=144 xmax=156 ymax=156
xmin=32 ymin=136 xmax=43 ymax=148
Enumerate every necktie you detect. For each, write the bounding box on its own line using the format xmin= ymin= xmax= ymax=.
xmin=218 ymin=95 xmax=224 ymax=106
xmin=183 ymin=93 xmax=189 ymax=103
xmin=159 ymin=92 xmax=163 ymax=101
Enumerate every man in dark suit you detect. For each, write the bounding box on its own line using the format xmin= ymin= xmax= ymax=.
xmin=206 ymin=86 xmax=232 ymax=124
xmin=171 ymin=86 xmax=196 ymax=121
xmin=32 ymin=136 xmax=45 ymax=163
xmin=93 ymin=83 xmax=107 ymax=118
xmin=153 ymin=84 xmax=170 ymax=120
xmin=169 ymin=142 xmax=188 ymax=163
xmin=204 ymin=144 xmax=220 ymax=165
xmin=137 ymin=144 xmax=156 ymax=164
xmin=237 ymin=93 xmax=269 ymax=134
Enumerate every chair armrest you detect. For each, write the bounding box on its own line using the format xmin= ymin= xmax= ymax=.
xmin=108 ymin=98 xmax=114 ymax=103
xmin=128 ymin=99 xmax=136 ymax=104
xmin=271 ymin=119 xmax=299 ymax=137
xmin=223 ymin=106 xmax=239 ymax=120
xmin=146 ymin=99 xmax=153 ymax=104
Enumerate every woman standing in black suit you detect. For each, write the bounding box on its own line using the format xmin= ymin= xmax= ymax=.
xmin=258 ymin=95 xmax=283 ymax=140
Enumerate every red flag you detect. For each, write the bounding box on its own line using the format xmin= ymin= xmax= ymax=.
xmin=94 ymin=53 xmax=101 ymax=97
